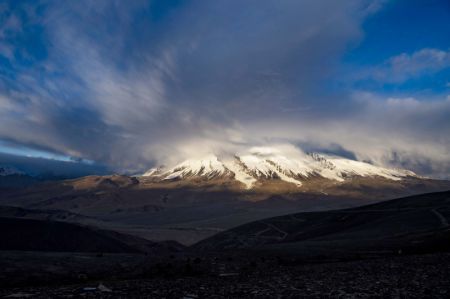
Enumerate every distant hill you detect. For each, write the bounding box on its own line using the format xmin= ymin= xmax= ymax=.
xmin=0 ymin=152 xmax=110 ymax=189
xmin=0 ymin=217 xmax=184 ymax=254
xmin=194 ymin=191 xmax=450 ymax=258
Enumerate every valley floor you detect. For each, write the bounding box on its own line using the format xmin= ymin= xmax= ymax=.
xmin=1 ymin=252 xmax=449 ymax=298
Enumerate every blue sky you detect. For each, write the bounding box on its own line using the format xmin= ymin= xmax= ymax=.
xmin=350 ymin=0 xmax=450 ymax=63
xmin=343 ymin=0 xmax=450 ymax=95
xmin=0 ymin=0 xmax=449 ymax=177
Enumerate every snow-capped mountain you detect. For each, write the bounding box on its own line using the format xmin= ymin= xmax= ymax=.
xmin=142 ymin=147 xmax=416 ymax=189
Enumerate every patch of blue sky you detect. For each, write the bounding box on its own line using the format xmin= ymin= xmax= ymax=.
xmin=345 ymin=0 xmax=450 ymax=65
xmin=0 ymin=141 xmax=93 ymax=164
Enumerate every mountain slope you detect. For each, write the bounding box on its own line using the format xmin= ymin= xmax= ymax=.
xmin=2 ymin=170 xmax=449 ymax=246
xmin=194 ymin=191 xmax=450 ymax=256
xmin=142 ymin=147 xmax=416 ymax=189
xmin=0 ymin=216 xmax=183 ymax=253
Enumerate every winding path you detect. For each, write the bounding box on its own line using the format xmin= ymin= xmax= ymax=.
xmin=431 ymin=209 xmax=449 ymax=228
xmin=262 ymin=222 xmax=288 ymax=240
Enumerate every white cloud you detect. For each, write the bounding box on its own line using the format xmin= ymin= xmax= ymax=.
xmin=364 ymin=0 xmax=389 ymax=14
xmin=362 ymin=48 xmax=450 ymax=83
xmin=154 ymin=92 xmax=450 ymax=178
xmin=0 ymin=1 xmax=449 ymax=178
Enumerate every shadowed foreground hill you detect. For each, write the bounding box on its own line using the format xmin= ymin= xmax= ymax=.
xmin=0 ymin=217 xmax=183 ymax=254
xmin=194 ymin=191 xmax=450 ymax=257
xmin=0 ymin=192 xmax=449 ymax=297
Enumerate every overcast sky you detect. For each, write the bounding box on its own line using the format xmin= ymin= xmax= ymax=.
xmin=0 ymin=0 xmax=449 ymax=177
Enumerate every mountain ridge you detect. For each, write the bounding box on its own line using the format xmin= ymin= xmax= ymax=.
xmin=193 ymin=190 xmax=450 ymax=255
xmin=142 ymin=147 xmax=417 ymax=189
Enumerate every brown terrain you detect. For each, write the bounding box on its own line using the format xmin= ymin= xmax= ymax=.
xmin=1 ymin=174 xmax=449 ymax=245
xmin=0 ymin=191 xmax=449 ymax=297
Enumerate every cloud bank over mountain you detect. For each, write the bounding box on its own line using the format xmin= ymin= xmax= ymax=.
xmin=0 ymin=0 xmax=449 ymax=178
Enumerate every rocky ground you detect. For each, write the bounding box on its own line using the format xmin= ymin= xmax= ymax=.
xmin=1 ymin=252 xmax=449 ymax=298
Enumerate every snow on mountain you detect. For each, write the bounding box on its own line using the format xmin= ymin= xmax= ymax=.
xmin=221 ymin=158 xmax=256 ymax=188
xmin=317 ymin=156 xmax=415 ymax=182
xmin=142 ymin=167 xmax=164 ymax=177
xmin=160 ymin=155 xmax=229 ymax=179
xmin=142 ymin=147 xmax=416 ymax=189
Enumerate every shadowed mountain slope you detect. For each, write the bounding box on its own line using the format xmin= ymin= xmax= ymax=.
xmin=0 ymin=217 xmax=184 ymax=254
xmin=194 ymin=191 xmax=450 ymax=257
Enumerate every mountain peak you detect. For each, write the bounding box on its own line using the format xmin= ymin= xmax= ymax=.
xmin=142 ymin=147 xmax=416 ymax=189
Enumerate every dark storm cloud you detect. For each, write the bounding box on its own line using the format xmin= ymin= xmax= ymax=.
xmin=0 ymin=0 xmax=449 ymax=177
